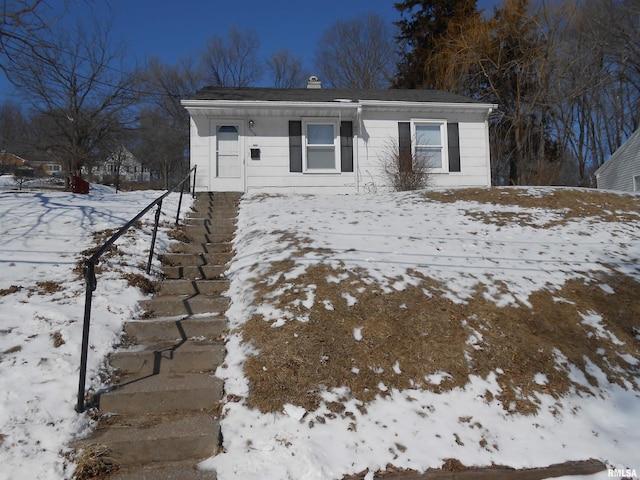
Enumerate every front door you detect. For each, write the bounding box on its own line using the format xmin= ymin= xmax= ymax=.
xmin=210 ymin=123 xmax=244 ymax=191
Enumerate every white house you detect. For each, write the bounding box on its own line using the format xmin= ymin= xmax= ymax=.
xmin=181 ymin=80 xmax=496 ymax=194
xmin=595 ymin=129 xmax=640 ymax=192
xmin=93 ymin=147 xmax=150 ymax=184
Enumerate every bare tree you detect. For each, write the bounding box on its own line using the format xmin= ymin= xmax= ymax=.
xmin=142 ymin=56 xmax=203 ymax=121
xmin=549 ymin=0 xmax=640 ymax=185
xmin=4 ymin=17 xmax=139 ymax=186
xmin=0 ymin=101 xmax=32 ymax=157
xmin=267 ymin=49 xmax=307 ymax=88
xmin=201 ymin=26 xmax=263 ymax=87
xmin=0 ymin=0 xmax=51 ymax=70
xmin=134 ymin=107 xmax=185 ymax=190
xmin=315 ymin=13 xmax=397 ymax=89
xmin=138 ymin=57 xmax=203 ymax=187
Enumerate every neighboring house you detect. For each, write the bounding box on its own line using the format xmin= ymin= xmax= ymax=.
xmin=93 ymin=147 xmax=150 ymax=184
xmin=0 ymin=151 xmax=27 ymax=173
xmin=0 ymin=153 xmax=63 ymax=177
xmin=38 ymin=161 xmax=64 ymax=176
xmin=25 ymin=159 xmax=65 ymax=176
xmin=181 ymin=79 xmax=496 ymax=194
xmin=595 ymin=129 xmax=640 ymax=192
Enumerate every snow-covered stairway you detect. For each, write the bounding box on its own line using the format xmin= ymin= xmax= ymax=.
xmin=77 ymin=192 xmax=241 ymax=479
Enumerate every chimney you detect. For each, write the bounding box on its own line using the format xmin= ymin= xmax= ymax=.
xmin=306 ymin=75 xmax=322 ymax=89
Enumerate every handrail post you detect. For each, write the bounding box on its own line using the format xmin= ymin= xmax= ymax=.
xmin=146 ymin=200 xmax=163 ymax=274
xmin=175 ymin=179 xmax=186 ymax=226
xmin=191 ymin=164 xmax=197 ymax=199
xmin=76 ymin=262 xmax=97 ymax=413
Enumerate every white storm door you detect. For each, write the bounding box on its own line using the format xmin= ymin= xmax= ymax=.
xmin=216 ymin=125 xmax=240 ymax=178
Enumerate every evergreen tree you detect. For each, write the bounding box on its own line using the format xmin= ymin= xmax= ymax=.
xmin=393 ymin=0 xmax=478 ymax=88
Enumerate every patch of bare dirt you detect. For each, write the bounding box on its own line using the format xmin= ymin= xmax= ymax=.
xmin=240 ymin=188 xmax=640 ymax=416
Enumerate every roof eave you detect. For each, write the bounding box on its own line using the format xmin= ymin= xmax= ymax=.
xmin=181 ymin=99 xmax=360 ymax=111
xmin=181 ymin=99 xmax=497 ymax=115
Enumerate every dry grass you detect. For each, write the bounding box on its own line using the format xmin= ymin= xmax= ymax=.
xmin=35 ymin=281 xmax=63 ymax=294
xmin=121 ymin=273 xmax=156 ymax=295
xmin=51 ymin=331 xmax=65 ymax=348
xmin=70 ymin=444 xmax=118 ymax=479
xmin=424 ymin=187 xmax=640 ymax=227
xmin=239 ymin=187 xmax=640 ymax=416
xmin=0 ymin=285 xmax=22 ymax=296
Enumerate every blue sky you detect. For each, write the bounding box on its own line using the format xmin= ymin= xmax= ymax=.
xmin=0 ymin=0 xmax=499 ymax=101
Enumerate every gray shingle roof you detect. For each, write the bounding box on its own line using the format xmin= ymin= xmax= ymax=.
xmin=185 ymin=87 xmax=484 ymax=104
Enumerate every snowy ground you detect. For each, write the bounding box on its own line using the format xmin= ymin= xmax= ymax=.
xmin=204 ymin=188 xmax=640 ymax=480
xmin=0 ymin=184 xmax=639 ymax=480
xmin=0 ymin=183 xmax=186 ymax=479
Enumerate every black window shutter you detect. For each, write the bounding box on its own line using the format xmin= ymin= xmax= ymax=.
xmin=398 ymin=122 xmax=412 ymax=172
xmin=289 ymin=121 xmax=302 ymax=172
xmin=340 ymin=121 xmax=353 ymax=172
xmin=447 ymin=123 xmax=460 ymax=172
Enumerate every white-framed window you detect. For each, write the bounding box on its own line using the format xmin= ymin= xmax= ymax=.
xmin=412 ymin=121 xmax=447 ymax=171
xmin=303 ymin=119 xmax=340 ymax=172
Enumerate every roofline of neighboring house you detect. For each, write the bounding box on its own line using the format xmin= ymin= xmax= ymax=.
xmin=595 ymin=128 xmax=640 ymax=177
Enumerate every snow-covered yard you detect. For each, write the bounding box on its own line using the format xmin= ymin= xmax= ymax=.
xmin=0 ymin=184 xmax=185 ymax=479
xmin=0 ymin=184 xmax=639 ymax=479
xmin=206 ymin=188 xmax=640 ymax=480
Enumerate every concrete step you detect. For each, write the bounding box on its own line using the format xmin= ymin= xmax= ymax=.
xmin=160 ymin=252 xmax=233 ymax=267
xmin=171 ymin=242 xmax=232 ymax=254
xmin=162 ymin=265 xmax=227 ymax=280
xmin=111 ymin=460 xmax=217 ymax=479
xmin=188 ymin=206 xmax=239 ymax=214
xmin=140 ymin=295 xmax=230 ymax=317
xmin=156 ymin=279 xmax=230 ymax=296
xmin=185 ymin=215 xmax=238 ymax=226
xmin=99 ymin=373 xmax=223 ymax=415
xmin=184 ymin=233 xmax=234 ymax=244
xmin=109 ymin=341 xmax=226 ymax=376
xmin=194 ymin=192 xmax=241 ymax=199
xmin=183 ymin=224 xmax=237 ymax=238
xmin=124 ymin=316 xmax=227 ymax=344
xmin=82 ymin=413 xmax=220 ymax=466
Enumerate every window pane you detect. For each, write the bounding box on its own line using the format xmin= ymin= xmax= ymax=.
xmin=416 ymin=125 xmax=441 ymax=146
xmin=307 ymin=124 xmax=334 ymax=145
xmin=307 ymin=147 xmax=335 ymax=169
xmin=416 ymin=146 xmax=442 ymax=168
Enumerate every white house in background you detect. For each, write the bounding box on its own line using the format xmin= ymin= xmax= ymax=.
xmin=595 ymin=129 xmax=640 ymax=192
xmin=181 ymin=79 xmax=496 ymax=194
xmin=94 ymin=147 xmax=150 ymax=184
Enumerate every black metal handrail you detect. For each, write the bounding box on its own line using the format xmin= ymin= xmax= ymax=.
xmin=75 ymin=166 xmax=197 ymax=413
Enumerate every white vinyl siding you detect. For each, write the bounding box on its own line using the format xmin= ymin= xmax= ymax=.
xmin=187 ymin=106 xmax=492 ymax=193
xmin=596 ymin=129 xmax=640 ymax=192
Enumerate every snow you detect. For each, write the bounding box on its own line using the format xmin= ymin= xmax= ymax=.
xmin=1 ymin=186 xmax=639 ymax=479
xmin=0 ymin=187 xmax=186 ymax=479
xmin=207 ymin=189 xmax=640 ymax=479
